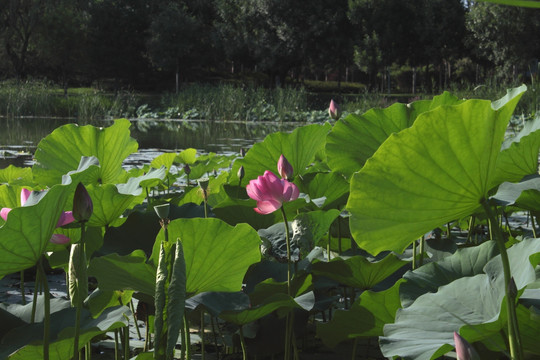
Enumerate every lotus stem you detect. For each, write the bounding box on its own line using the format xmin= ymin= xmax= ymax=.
xmin=31 ymin=269 xmax=40 ymax=323
xmin=37 ymin=257 xmax=50 ymax=360
xmin=482 ymin=200 xmax=523 ymax=360
xmin=20 ymin=270 xmax=26 ymax=305
xmin=280 ymin=206 xmax=292 ymax=296
xmin=200 ymin=310 xmax=205 ymax=360
xmin=114 ymin=330 xmax=119 ymax=360
xmin=184 ymin=312 xmax=191 ymax=360
xmin=123 ymin=326 xmax=130 ymax=359
xmin=531 ymin=212 xmax=538 ymax=238
xmin=419 ymin=236 xmax=425 ymax=267
xmin=412 ymin=240 xmax=417 ymax=270
xmin=129 ymin=300 xmax=142 ymax=339
xmin=73 ymin=222 xmax=87 ymax=360
xmin=238 ymin=326 xmax=247 ymax=360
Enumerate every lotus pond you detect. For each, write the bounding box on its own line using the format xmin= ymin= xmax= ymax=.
xmin=1 ymin=85 xmax=540 ymax=360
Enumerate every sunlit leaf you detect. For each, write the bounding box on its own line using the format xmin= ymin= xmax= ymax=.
xmin=348 ymin=85 xmax=525 ymax=255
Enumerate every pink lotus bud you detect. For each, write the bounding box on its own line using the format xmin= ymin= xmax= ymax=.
xmin=246 ymin=170 xmax=299 ymax=214
xmin=73 ymin=182 xmax=93 ymax=223
xmin=454 ymin=332 xmax=480 ymax=360
xmin=277 ymin=154 xmax=293 ymax=180
xmin=329 ymin=99 xmax=341 ymax=121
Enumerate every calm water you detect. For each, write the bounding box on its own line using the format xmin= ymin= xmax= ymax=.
xmin=0 ymin=117 xmax=302 ymax=168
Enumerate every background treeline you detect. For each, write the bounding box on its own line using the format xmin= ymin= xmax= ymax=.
xmin=0 ymin=0 xmax=539 ymax=94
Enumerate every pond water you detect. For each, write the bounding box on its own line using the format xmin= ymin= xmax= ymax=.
xmin=0 ymin=117 xmax=303 ymax=168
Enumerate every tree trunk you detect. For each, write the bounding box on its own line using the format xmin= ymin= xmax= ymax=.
xmin=412 ymin=66 xmax=417 ymax=95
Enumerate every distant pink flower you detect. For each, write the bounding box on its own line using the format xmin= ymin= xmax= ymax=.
xmin=1 ymin=188 xmax=74 ymax=244
xmin=277 ymin=154 xmax=294 ymax=180
xmin=329 ymin=99 xmax=341 ymax=120
xmin=246 ymin=171 xmax=299 ymax=214
xmin=454 ymin=332 xmax=479 ymax=360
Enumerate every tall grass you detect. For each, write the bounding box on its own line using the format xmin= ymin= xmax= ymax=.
xmin=0 ymin=79 xmax=537 ymax=122
xmin=160 ymin=83 xmax=310 ymax=121
xmin=0 ymin=80 xmax=138 ymax=121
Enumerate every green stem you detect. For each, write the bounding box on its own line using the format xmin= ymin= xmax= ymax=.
xmin=351 ymin=338 xmax=358 ymax=360
xmin=412 ymin=240 xmax=417 ymax=270
xmin=123 ymin=326 xmax=130 ymax=359
xmin=184 ymin=312 xmax=191 ymax=360
xmin=73 ymin=222 xmax=87 ymax=360
xmin=129 ymin=300 xmax=142 ymax=339
xmin=238 ymin=326 xmax=247 ymax=360
xmin=37 ymin=257 xmax=50 ymax=360
xmin=482 ymin=200 xmax=523 ymax=360
xmin=20 ymin=270 xmax=26 ymax=305
xmin=114 ymin=330 xmax=119 ymax=360
xmin=200 ymin=310 xmax=205 ymax=360
xmin=31 ymin=268 xmax=40 ymax=323
xmin=419 ymin=236 xmax=425 ymax=267
xmin=280 ymin=206 xmax=292 ymax=296
xmin=467 ymin=216 xmax=476 ymax=243
xmin=531 ymin=212 xmax=538 ymax=238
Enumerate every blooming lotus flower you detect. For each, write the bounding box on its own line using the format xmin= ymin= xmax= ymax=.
xmin=329 ymin=99 xmax=341 ymax=121
xmin=0 ymin=188 xmax=75 ymax=244
xmin=277 ymin=154 xmax=293 ymax=180
xmin=246 ymin=171 xmax=299 ymax=214
xmin=454 ymin=332 xmax=480 ymax=360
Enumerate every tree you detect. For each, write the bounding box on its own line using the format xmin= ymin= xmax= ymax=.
xmin=467 ymin=2 xmax=540 ymax=81
xmin=0 ymin=0 xmax=45 ymax=78
xmin=147 ymin=1 xmax=202 ymax=92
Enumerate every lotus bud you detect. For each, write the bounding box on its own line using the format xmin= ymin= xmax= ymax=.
xmin=72 ymin=182 xmax=93 ymax=223
xmin=329 ymin=99 xmax=341 ymax=121
xmin=183 ymin=164 xmax=191 ymax=175
xmin=240 ymin=148 xmax=246 ymax=157
xmin=154 ymin=203 xmax=170 ymax=220
xmin=454 ymin=332 xmax=480 ymax=360
xmin=277 ymin=154 xmax=293 ymax=180
xmin=237 ymin=165 xmax=245 ymax=181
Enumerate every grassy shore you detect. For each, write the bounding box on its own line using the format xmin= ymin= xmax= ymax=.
xmin=0 ymin=80 xmax=536 ymax=122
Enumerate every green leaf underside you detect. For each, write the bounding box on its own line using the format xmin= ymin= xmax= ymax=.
xmin=380 ymin=238 xmax=540 ymax=359
xmin=0 ymin=184 xmax=71 ymax=277
xmin=348 ymin=86 xmax=525 ymax=255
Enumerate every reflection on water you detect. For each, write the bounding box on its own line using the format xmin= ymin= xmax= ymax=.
xmin=0 ymin=117 xmax=303 ymax=168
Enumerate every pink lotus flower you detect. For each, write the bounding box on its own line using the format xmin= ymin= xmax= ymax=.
xmin=329 ymin=99 xmax=341 ymax=120
xmin=277 ymin=154 xmax=294 ymax=180
xmin=1 ymin=188 xmax=75 ymax=244
xmin=246 ymin=171 xmax=299 ymax=214
xmin=454 ymin=332 xmax=480 ymax=360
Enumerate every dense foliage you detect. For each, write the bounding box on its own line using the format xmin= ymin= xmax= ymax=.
xmin=0 ymin=0 xmax=538 ymax=92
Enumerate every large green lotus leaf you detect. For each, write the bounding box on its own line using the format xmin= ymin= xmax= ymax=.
xmin=231 ymin=123 xmax=331 ymax=182
xmin=155 ymin=218 xmax=261 ymax=295
xmin=150 ymin=152 xmax=177 ymax=172
xmin=400 ymin=240 xmax=498 ymax=307
xmin=220 ymin=292 xmax=315 ymax=325
xmin=0 ymin=165 xmax=33 ymax=186
xmin=316 ymin=280 xmax=402 ymax=348
xmin=300 ymin=172 xmax=349 ymax=210
xmin=491 ymin=115 xmax=540 ymax=187
xmin=178 ymin=172 xmax=229 ymax=208
xmin=185 ymin=291 xmax=250 ymax=316
xmin=33 ymin=119 xmax=138 ymax=186
xmin=291 ymin=210 xmax=341 ymax=254
xmin=348 ymin=86 xmax=525 ymax=255
xmin=116 ymin=166 xmax=166 ymax=196
xmin=84 ymin=288 xmax=133 ymax=318
xmin=491 ymin=174 xmax=540 ymax=211
xmin=380 ymin=238 xmax=540 ymax=359
xmin=311 ymin=253 xmax=408 ymax=290
xmin=0 ymin=185 xmax=25 ymax=209
xmin=86 ymin=184 xmax=138 ymax=227
xmin=189 ymin=153 xmax=233 ymax=179
xmin=87 ymin=250 xmax=157 ymax=296
xmin=175 ymin=148 xmax=197 ymax=164
xmin=1 ymin=305 xmax=129 ymax=360
xmin=325 ymin=93 xmax=462 ymax=178
xmin=0 ymin=184 xmax=72 ymax=278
